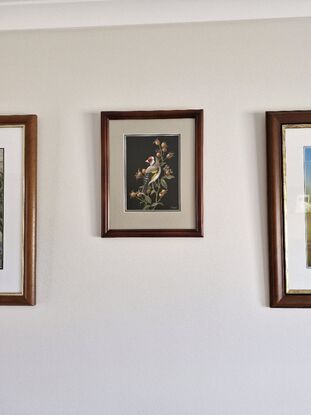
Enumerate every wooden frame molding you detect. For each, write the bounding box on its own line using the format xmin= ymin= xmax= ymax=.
xmin=101 ymin=109 xmax=203 ymax=237
xmin=267 ymin=110 xmax=311 ymax=307
xmin=0 ymin=115 xmax=37 ymax=305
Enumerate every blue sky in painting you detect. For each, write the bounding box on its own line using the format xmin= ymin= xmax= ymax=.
xmin=305 ymin=147 xmax=311 ymax=196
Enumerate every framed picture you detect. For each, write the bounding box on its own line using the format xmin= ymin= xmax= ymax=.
xmin=101 ymin=109 xmax=203 ymax=237
xmin=267 ymin=110 xmax=311 ymax=307
xmin=0 ymin=115 xmax=37 ymax=305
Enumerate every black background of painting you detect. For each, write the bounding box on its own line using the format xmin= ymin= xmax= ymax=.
xmin=126 ymin=135 xmax=179 ymax=210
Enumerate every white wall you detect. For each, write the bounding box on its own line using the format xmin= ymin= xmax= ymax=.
xmin=1 ymin=0 xmax=311 ymax=31
xmin=0 ymin=18 xmax=311 ymax=415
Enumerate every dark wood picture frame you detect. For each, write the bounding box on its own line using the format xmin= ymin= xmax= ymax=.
xmin=0 ymin=115 xmax=37 ymax=305
xmin=101 ymin=109 xmax=203 ymax=237
xmin=267 ymin=110 xmax=311 ymax=307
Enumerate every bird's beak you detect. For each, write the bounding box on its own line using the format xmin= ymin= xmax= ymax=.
xmin=145 ymin=159 xmax=149 ymax=163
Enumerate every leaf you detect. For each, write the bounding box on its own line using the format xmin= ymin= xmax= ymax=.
xmin=143 ymin=205 xmax=150 ymax=210
xmin=151 ymin=190 xmax=156 ymax=195
xmin=151 ymin=202 xmax=159 ymax=207
xmin=145 ymin=195 xmax=152 ymax=204
xmin=165 ymin=175 xmax=175 ymax=180
xmin=161 ymin=178 xmax=167 ymax=189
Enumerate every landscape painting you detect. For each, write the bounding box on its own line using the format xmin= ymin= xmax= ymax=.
xmin=126 ymin=134 xmax=179 ymax=211
xmin=0 ymin=149 xmax=3 ymax=269
xmin=304 ymin=146 xmax=311 ymax=267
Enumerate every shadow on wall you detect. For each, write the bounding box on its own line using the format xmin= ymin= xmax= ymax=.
xmin=83 ymin=112 xmax=101 ymax=238
xmin=253 ymin=111 xmax=269 ymax=307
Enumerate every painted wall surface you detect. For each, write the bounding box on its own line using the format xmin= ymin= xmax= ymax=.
xmin=0 ymin=18 xmax=311 ymax=415
xmin=1 ymin=0 xmax=311 ymax=31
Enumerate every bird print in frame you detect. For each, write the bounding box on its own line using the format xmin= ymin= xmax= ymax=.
xmin=126 ymin=134 xmax=180 ymax=211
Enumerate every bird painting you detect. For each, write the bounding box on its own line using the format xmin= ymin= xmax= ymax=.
xmin=142 ymin=156 xmax=161 ymax=194
xmin=126 ymin=135 xmax=179 ymax=211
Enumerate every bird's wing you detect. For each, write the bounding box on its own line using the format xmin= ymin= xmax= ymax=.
xmin=145 ymin=165 xmax=158 ymax=174
xmin=149 ymin=166 xmax=161 ymax=184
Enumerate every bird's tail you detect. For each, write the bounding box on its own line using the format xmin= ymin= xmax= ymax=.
xmin=142 ymin=173 xmax=150 ymax=194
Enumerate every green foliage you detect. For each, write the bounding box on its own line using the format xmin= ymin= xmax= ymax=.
xmin=161 ymin=178 xmax=167 ymax=189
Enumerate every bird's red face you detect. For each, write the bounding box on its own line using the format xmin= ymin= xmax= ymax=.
xmin=145 ymin=156 xmax=154 ymax=164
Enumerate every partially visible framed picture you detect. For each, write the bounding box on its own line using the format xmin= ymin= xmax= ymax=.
xmin=101 ymin=109 xmax=203 ymax=237
xmin=0 ymin=115 xmax=37 ymax=305
xmin=267 ymin=110 xmax=311 ymax=307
